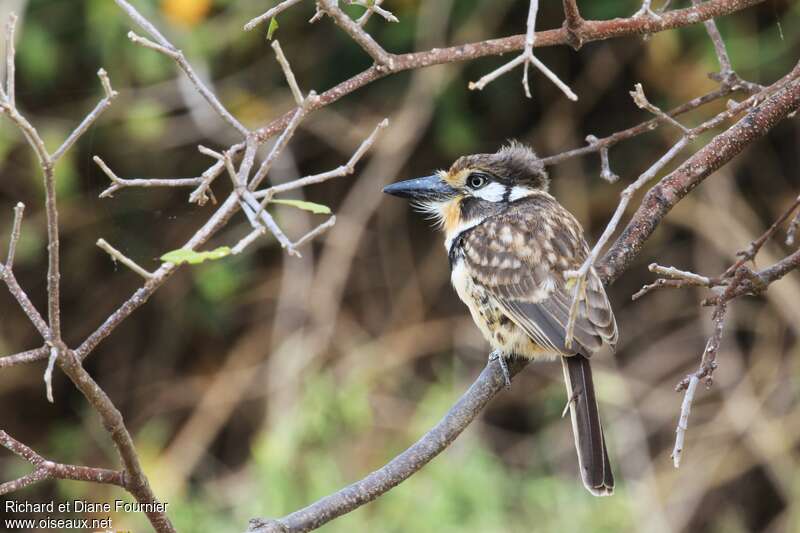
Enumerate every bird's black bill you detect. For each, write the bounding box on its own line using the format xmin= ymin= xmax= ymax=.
xmin=383 ymin=174 xmax=457 ymax=202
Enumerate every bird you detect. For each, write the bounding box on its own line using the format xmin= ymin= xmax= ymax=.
xmin=383 ymin=141 xmax=617 ymax=496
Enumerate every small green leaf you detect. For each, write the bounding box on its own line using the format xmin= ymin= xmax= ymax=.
xmin=267 ymin=17 xmax=279 ymax=40
xmin=270 ymin=199 xmax=331 ymax=215
xmin=161 ymin=247 xmax=231 ymax=265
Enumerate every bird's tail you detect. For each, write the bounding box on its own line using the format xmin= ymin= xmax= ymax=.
xmin=561 ymin=355 xmax=614 ymax=496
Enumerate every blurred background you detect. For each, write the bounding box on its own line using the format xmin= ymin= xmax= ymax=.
xmin=1 ymin=0 xmax=799 ymax=531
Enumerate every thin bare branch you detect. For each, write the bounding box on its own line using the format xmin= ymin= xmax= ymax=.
xmin=272 ymin=40 xmax=304 ymax=105
xmin=0 ymin=346 xmax=49 ymax=368
xmin=4 ymin=13 xmax=17 ymax=106
xmin=292 ymin=215 xmax=337 ymax=248
xmin=787 ymin=209 xmax=800 ymax=246
xmin=0 ymin=430 xmax=126 ymax=495
xmin=630 ymin=83 xmax=692 ymax=135
xmin=565 ymin=136 xmax=690 ymax=347
xmin=0 ymin=265 xmax=51 ymax=340
xmin=541 ymin=86 xmax=732 ymax=167
xmin=94 ymin=156 xmax=203 ymax=198
xmin=96 ymin=239 xmax=155 ymax=280
xmin=671 ymin=374 xmax=699 ymax=468
xmin=352 ymin=0 xmax=398 ymax=25
xmin=5 ymin=202 xmax=24 ymax=267
xmin=317 ymin=0 xmax=395 ymax=69
xmin=247 ymin=358 xmax=529 ymax=533
xmin=250 ymin=93 xmax=318 ymax=190
xmin=255 ymin=118 xmax=388 ymax=201
xmin=585 ymin=135 xmax=619 ymax=182
xmin=231 ymin=227 xmax=267 ymax=255
xmin=55 ymin=348 xmax=175 ymax=532
xmin=723 ymin=194 xmax=800 ymax=277
xmin=115 ymin=0 xmax=249 ymax=136
xmin=469 ymin=0 xmax=577 ymax=101
xmin=243 ymin=0 xmax=304 ymax=32
xmin=52 ymin=69 xmax=118 ymax=163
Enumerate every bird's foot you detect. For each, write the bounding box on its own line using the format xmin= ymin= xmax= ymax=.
xmin=489 ymin=350 xmax=511 ymax=389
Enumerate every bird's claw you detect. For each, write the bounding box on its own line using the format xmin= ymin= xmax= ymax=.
xmin=489 ymin=351 xmax=511 ymax=389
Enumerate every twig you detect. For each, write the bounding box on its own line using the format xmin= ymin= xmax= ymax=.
xmin=189 ymin=146 xmax=243 ymax=205
xmin=115 ymin=0 xmax=250 ymax=136
xmin=52 ymin=69 xmax=118 ymax=163
xmin=317 ymin=0 xmax=395 ymax=69
xmin=0 ymin=430 xmax=126 ymax=495
xmin=255 ymin=0 xmax=767 ymax=142
xmin=352 ymin=0 xmax=398 ymax=26
xmin=3 ymin=13 xmax=17 ymax=106
xmin=5 ymin=202 xmax=24 ymax=267
xmin=565 ymin=136 xmax=690 ymax=347
xmin=634 ymin=0 xmax=662 ymax=19
xmin=56 ymin=349 xmax=175 ymax=532
xmin=231 ymin=227 xmax=267 ymax=255
xmin=600 ymin=66 xmax=800 ymax=283
xmin=292 ymin=215 xmax=337 ymax=248
xmin=671 ymin=374 xmax=699 ymax=468
xmin=243 ymin=0 xmax=304 ymax=32
xmin=540 ymin=86 xmax=733 ymax=167
xmin=272 ymin=40 xmax=304 ymax=105
xmin=250 ymin=94 xmax=318 ymax=190
xmin=787 ymin=209 xmax=800 ymax=246
xmin=96 ymin=239 xmax=155 ymax=280
xmin=632 ymin=262 xmax=713 ymax=300
xmin=469 ymin=0 xmax=577 ymax=101
xmin=255 ymin=118 xmax=388 ymax=201
xmin=723 ymin=194 xmax=800 ymax=277
xmin=0 ymin=346 xmax=49 ymax=368
xmin=585 ymin=135 xmax=619 ymax=182
xmin=94 ymin=156 xmax=203 ymax=198
xmin=568 ymin=72 xmax=800 ymax=346
xmin=630 ymin=83 xmax=692 ymax=136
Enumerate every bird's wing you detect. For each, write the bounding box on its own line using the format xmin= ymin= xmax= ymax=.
xmin=460 ymin=196 xmax=617 ymax=356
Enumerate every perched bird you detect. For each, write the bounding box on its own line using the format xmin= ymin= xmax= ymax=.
xmin=383 ymin=142 xmax=617 ymax=496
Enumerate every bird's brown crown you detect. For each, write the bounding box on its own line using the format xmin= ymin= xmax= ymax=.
xmin=443 ymin=141 xmax=549 ymax=191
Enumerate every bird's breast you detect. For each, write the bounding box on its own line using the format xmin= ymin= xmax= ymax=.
xmin=450 ymin=255 xmax=552 ymax=360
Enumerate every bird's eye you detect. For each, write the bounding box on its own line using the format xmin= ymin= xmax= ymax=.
xmin=467 ymin=173 xmax=488 ymax=189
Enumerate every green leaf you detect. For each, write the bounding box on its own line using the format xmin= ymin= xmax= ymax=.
xmin=161 ymin=247 xmax=231 ymax=265
xmin=270 ymin=199 xmax=331 ymax=215
xmin=267 ymin=17 xmax=279 ymax=40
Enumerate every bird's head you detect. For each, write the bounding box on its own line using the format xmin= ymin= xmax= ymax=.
xmin=383 ymin=141 xmax=549 ymax=239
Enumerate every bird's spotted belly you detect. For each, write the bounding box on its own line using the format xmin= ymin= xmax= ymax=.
xmin=451 ymin=258 xmax=550 ymax=359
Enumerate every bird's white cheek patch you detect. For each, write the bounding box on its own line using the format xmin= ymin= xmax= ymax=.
xmin=509 ymin=186 xmax=534 ymax=201
xmin=472 ymin=182 xmax=506 ymax=202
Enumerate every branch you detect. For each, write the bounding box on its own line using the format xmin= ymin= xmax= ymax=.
xmin=469 ymin=0 xmax=578 ymax=100
xmin=115 ymin=0 xmax=249 ymax=136
xmin=0 ymin=346 xmax=49 ymax=369
xmin=254 ymin=0 xmax=767 ymax=142
xmin=94 ymin=155 xmax=203 ymax=198
xmin=96 ymin=239 xmax=155 ymax=280
xmin=566 ymin=73 xmax=800 ymax=346
xmin=599 ymin=66 xmax=800 ymax=283
xmin=247 ymin=60 xmax=800 ymax=533
xmin=3 ymin=13 xmax=17 ymax=106
xmin=316 ymin=0 xmax=395 ymax=69
xmin=52 ymin=69 xmax=118 ymax=163
xmin=243 ymin=0 xmax=304 ymax=32
xmin=247 ymin=359 xmax=529 ymax=533
xmin=352 ymin=0 xmax=398 ymax=26
xmin=55 ymin=348 xmax=175 ymax=532
xmin=0 ymin=430 xmax=125 ymax=495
